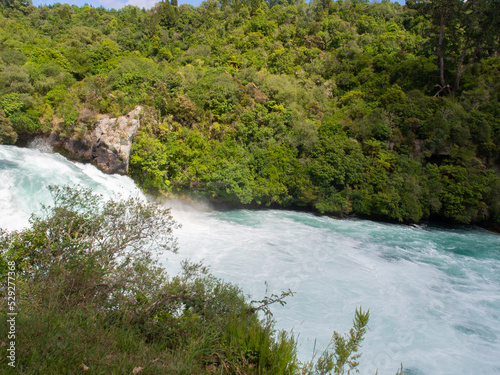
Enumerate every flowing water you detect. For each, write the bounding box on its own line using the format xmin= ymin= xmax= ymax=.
xmin=1 ymin=144 xmax=500 ymax=375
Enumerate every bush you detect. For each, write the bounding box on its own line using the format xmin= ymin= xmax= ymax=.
xmin=0 ymin=93 xmax=24 ymax=117
xmin=0 ymin=186 xmax=179 ymax=309
xmin=8 ymin=111 xmax=41 ymax=134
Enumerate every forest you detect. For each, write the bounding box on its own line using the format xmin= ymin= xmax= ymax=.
xmin=0 ymin=0 xmax=499 ymax=227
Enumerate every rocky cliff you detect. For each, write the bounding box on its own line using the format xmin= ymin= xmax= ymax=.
xmin=47 ymin=107 xmax=141 ymax=175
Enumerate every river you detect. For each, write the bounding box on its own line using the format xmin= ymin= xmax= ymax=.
xmin=1 ymin=144 xmax=499 ymax=374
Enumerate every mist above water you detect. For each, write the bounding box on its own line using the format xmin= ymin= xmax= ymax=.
xmin=1 ymin=145 xmax=499 ymax=374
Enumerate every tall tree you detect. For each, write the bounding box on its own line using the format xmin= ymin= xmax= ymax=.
xmin=452 ymin=0 xmax=499 ymax=91
xmin=0 ymin=0 xmax=31 ymax=11
xmin=410 ymin=0 xmax=500 ymax=95
xmin=155 ymin=0 xmax=178 ymax=28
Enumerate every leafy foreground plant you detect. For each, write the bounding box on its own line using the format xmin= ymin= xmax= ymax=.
xmin=0 ymin=186 xmax=404 ymax=374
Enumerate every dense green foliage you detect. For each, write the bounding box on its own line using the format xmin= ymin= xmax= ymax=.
xmin=0 ymin=0 xmax=499 ymax=226
xmin=0 ymin=187 xmax=386 ymax=374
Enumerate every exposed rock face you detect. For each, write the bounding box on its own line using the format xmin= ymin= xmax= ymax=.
xmin=91 ymin=106 xmax=141 ymax=174
xmin=47 ymin=106 xmax=141 ymax=175
xmin=47 ymin=133 xmax=92 ymax=161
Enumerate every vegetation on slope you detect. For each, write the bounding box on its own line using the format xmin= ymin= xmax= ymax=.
xmin=0 ymin=0 xmax=499 ymax=226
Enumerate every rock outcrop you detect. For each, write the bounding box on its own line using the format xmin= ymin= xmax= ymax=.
xmin=91 ymin=106 xmax=141 ymax=174
xmin=47 ymin=106 xmax=141 ymax=175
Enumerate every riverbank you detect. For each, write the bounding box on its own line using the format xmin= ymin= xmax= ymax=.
xmin=144 ymin=188 xmax=500 ymax=235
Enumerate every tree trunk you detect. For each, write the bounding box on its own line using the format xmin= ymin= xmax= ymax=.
xmin=438 ymin=9 xmax=447 ymax=90
xmin=454 ymin=39 xmax=469 ymax=92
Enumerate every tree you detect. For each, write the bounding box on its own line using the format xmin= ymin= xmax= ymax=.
xmin=410 ymin=0 xmax=500 ymax=95
xmin=452 ymin=0 xmax=500 ymax=91
xmin=155 ymin=0 xmax=178 ymax=28
xmin=0 ymin=0 xmax=32 ymax=12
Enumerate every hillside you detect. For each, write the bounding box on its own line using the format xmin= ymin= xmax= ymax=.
xmin=0 ymin=0 xmax=499 ymax=226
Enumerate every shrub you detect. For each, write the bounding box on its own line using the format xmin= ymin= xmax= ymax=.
xmin=0 ymin=93 xmax=24 ymax=117
xmin=8 ymin=111 xmax=41 ymax=134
